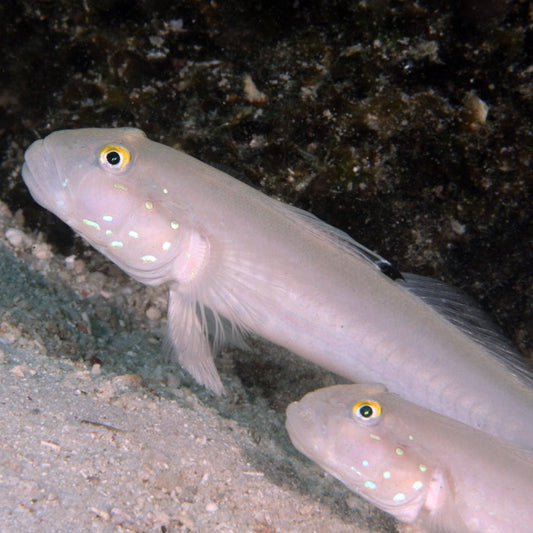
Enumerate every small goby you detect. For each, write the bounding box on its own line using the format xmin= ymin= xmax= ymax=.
xmin=21 ymin=127 xmax=533 ymax=447
xmin=286 ymin=384 xmax=533 ymax=533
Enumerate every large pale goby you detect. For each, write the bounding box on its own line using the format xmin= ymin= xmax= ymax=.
xmin=21 ymin=127 xmax=533 ymax=448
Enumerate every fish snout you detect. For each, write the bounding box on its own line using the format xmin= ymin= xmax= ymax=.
xmin=22 ymin=138 xmax=68 ymax=214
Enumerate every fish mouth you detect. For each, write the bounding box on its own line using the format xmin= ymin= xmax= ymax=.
xmin=22 ymin=139 xmax=51 ymax=207
xmin=285 ymin=400 xmax=319 ymax=457
xmin=22 ymin=138 xmax=67 ymax=215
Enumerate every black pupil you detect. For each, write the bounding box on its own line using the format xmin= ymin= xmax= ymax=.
xmin=359 ymin=404 xmax=373 ymax=418
xmin=106 ymin=151 xmax=121 ymax=165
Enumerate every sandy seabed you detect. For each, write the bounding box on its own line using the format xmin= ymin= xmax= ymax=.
xmin=0 ymin=201 xmax=396 ymax=532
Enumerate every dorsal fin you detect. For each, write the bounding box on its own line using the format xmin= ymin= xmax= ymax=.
xmin=401 ymin=272 xmax=533 ymax=385
xmin=270 ymin=200 xmax=403 ymax=280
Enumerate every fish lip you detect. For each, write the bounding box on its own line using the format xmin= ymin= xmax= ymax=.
xmin=22 ymin=138 xmax=66 ymax=214
xmin=22 ymin=139 xmax=50 ymax=207
xmin=285 ymin=401 xmax=316 ymax=454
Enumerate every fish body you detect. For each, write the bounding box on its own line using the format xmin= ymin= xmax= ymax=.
xmin=285 ymin=384 xmax=533 ymax=533
xmin=22 ymin=128 xmax=533 ymax=447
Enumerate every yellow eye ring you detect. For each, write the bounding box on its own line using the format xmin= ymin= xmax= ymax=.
xmin=352 ymin=399 xmax=382 ymax=423
xmin=100 ymin=145 xmax=131 ymax=169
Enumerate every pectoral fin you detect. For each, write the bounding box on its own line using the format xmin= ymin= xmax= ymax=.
xmin=165 ymin=287 xmax=224 ymax=394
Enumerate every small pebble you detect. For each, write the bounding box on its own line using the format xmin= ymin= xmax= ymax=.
xmin=205 ymin=502 xmax=218 ymax=513
xmin=90 ymin=507 xmax=111 ymax=521
xmin=244 ymin=75 xmax=268 ymax=105
xmin=5 ymin=228 xmax=33 ymax=250
xmin=463 ymin=92 xmax=489 ymax=129
xmin=112 ymin=373 xmax=144 ymax=391
xmin=32 ymin=242 xmax=53 ymax=260
xmin=146 ymin=306 xmax=162 ymax=321
xmin=11 ymin=364 xmax=36 ymax=377
xmin=0 ymin=321 xmax=22 ymax=344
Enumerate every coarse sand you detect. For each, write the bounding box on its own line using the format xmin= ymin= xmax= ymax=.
xmin=0 ymin=201 xmax=396 ymax=532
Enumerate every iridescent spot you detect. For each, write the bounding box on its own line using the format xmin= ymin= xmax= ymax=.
xmin=128 ymin=230 xmax=139 ymax=239
xmin=144 ymin=200 xmax=154 ymax=210
xmin=113 ymin=183 xmax=128 ymax=191
xmin=412 ymin=481 xmax=424 ymax=491
xmin=369 ymin=434 xmax=381 ymax=441
xmin=393 ymin=493 xmax=406 ymax=502
xmin=162 ymin=241 xmax=171 ymax=251
xmin=105 ymin=230 xmax=113 ymax=236
xmin=409 ymin=435 xmax=415 ymax=441
xmin=170 ymin=220 xmax=180 ymax=230
xmin=395 ymin=448 xmax=404 ymax=456
xmin=419 ymin=464 xmax=427 ymax=472
xmin=383 ymin=471 xmax=391 ymax=479
xmin=61 ymin=178 xmax=69 ymax=188
xmin=102 ymin=215 xmax=113 ymax=222
xmin=82 ymin=219 xmax=101 ymax=231
xmin=110 ymin=240 xmax=124 ymax=248
xmin=362 ymin=460 xmax=369 ymax=467
xmin=141 ymin=254 xmax=157 ymax=263
xmin=364 ymin=481 xmax=377 ymax=490
xmin=162 ymin=188 xmax=169 ymax=194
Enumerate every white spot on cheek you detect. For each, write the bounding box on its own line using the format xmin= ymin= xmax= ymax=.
xmin=83 ymin=219 xmax=101 ymax=231
xmin=369 ymin=434 xmax=381 ymax=441
xmin=364 ymin=481 xmax=377 ymax=490
xmin=412 ymin=481 xmax=424 ymax=491
xmin=170 ymin=220 xmax=179 ymax=230
xmin=61 ymin=178 xmax=69 ymax=188
xmin=144 ymin=201 xmax=154 ymax=210
xmin=419 ymin=464 xmax=427 ymax=472
xmin=141 ymin=255 xmax=157 ymax=263
xmin=113 ymin=183 xmax=128 ymax=191
xmin=162 ymin=188 xmax=168 ymax=194
xmin=110 ymin=241 xmax=124 ymax=248
xmin=128 ymin=230 xmax=139 ymax=238
xmin=162 ymin=241 xmax=171 ymax=251
xmin=395 ymin=448 xmax=404 ymax=456
xmin=106 ymin=230 xmax=113 ymax=236
xmin=383 ymin=471 xmax=391 ymax=479
xmin=102 ymin=215 xmax=113 ymax=222
xmin=362 ymin=460 xmax=369 ymax=467
xmin=393 ymin=493 xmax=406 ymax=502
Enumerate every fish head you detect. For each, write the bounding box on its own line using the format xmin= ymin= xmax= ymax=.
xmin=22 ymin=128 xmax=197 ymax=285
xmin=286 ymin=384 xmax=439 ymax=523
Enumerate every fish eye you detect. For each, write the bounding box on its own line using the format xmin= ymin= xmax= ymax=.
xmin=352 ymin=399 xmax=382 ymax=423
xmin=100 ymin=145 xmax=131 ymax=170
